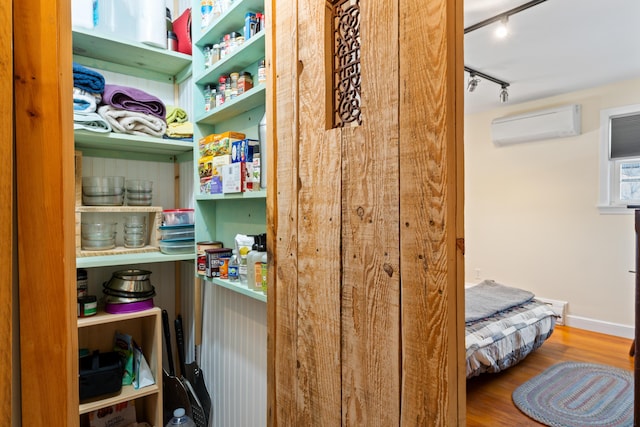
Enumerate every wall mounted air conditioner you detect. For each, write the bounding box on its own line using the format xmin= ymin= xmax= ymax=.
xmin=491 ymin=104 xmax=582 ymax=146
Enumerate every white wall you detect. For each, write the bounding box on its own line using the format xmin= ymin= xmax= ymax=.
xmin=464 ymin=77 xmax=640 ymax=337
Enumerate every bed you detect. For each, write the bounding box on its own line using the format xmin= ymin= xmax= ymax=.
xmin=465 ymin=280 xmax=557 ymax=379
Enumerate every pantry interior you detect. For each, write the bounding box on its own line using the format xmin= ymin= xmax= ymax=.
xmin=47 ymin=0 xmax=267 ymax=425
xmin=12 ymin=0 xmax=463 ymax=425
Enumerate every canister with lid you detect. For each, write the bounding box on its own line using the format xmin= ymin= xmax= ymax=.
xmin=238 ymin=72 xmax=253 ymax=95
xmin=78 ymin=295 xmax=97 ymax=317
xmin=197 ymin=241 xmax=223 ymax=275
xmin=77 ymin=268 xmax=88 ymax=298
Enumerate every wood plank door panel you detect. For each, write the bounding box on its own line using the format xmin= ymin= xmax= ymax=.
xmin=269 ymin=0 xmax=464 ymax=425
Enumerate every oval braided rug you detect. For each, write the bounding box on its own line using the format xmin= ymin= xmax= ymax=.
xmin=512 ymin=361 xmax=633 ymax=427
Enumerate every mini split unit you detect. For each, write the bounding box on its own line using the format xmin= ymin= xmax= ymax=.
xmin=490 ymin=104 xmax=582 ymax=146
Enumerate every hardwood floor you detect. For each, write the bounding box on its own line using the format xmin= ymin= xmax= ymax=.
xmin=465 ymin=325 xmax=634 ymax=426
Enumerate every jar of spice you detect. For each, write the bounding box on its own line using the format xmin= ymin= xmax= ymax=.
xmin=212 ymin=43 xmax=221 ymax=64
xmin=204 ymin=44 xmax=213 ymax=68
xmin=258 ymin=59 xmax=266 ymax=85
xmin=217 ymin=75 xmax=227 ymax=106
xmin=237 ymin=72 xmax=253 ymax=95
xmin=229 ymin=72 xmax=239 ymax=100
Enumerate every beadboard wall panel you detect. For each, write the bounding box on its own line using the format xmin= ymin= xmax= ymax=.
xmin=201 ymin=284 xmax=268 ymax=427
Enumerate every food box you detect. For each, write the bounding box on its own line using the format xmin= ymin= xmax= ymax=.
xmin=88 ymin=400 xmax=137 ymax=427
xmin=198 ymin=156 xmax=213 ymax=179
xmin=221 ymin=162 xmax=247 ymax=193
xmin=198 ymin=131 xmax=245 ymax=157
xmin=231 ymin=139 xmax=259 ymax=163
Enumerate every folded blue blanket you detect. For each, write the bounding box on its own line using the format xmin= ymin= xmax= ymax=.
xmin=102 ymin=84 xmax=166 ymax=120
xmin=72 ymin=62 xmax=105 ymax=93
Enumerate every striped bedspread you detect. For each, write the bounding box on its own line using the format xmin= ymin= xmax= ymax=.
xmin=466 ymin=299 xmax=556 ymax=379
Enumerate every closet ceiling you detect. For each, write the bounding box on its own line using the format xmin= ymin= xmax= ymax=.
xmin=464 ymin=0 xmax=640 ymax=114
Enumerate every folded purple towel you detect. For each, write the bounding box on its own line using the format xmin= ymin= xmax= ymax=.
xmin=102 ymin=84 xmax=166 ymax=119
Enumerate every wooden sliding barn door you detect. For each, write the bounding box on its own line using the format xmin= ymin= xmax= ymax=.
xmin=267 ymin=0 xmax=464 ymax=425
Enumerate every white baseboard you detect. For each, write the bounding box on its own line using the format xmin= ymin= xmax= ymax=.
xmin=565 ymin=315 xmax=634 ymax=339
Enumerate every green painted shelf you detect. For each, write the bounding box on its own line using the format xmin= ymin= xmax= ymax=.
xmin=72 ymin=27 xmax=192 ymax=83
xmin=195 ymin=84 xmax=266 ymax=125
xmin=203 ymin=276 xmax=267 ymax=302
xmin=74 ymin=130 xmax=193 ymax=162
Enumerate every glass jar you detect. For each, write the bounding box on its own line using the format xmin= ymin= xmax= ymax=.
xmin=204 ymin=84 xmax=213 ymax=112
xmin=237 ymin=72 xmax=253 ymax=95
xmin=228 ymin=73 xmax=238 ymax=100
xmin=216 ymin=75 xmax=227 ymax=106
xmin=258 ymin=59 xmax=266 ymax=85
xmin=211 ymin=43 xmax=221 ymax=64
xmin=203 ymin=44 xmax=213 ymax=68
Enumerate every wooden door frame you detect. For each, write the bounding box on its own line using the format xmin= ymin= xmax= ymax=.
xmin=1 ymin=1 xmax=14 ymax=424
xmin=14 ymin=0 xmax=78 ymax=425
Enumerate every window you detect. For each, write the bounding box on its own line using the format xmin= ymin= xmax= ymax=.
xmin=598 ymin=104 xmax=640 ymax=213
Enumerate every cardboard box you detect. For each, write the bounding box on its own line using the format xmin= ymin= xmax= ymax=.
xmin=231 ymin=139 xmax=259 ymax=163
xmin=198 ymin=156 xmax=213 ymax=180
xmin=198 ymin=134 xmax=217 ymax=158
xmin=200 ymin=177 xmax=211 ymax=194
xmin=211 ymin=155 xmax=230 ymax=181
xmin=222 ymin=162 xmax=247 ymax=193
xmin=88 ymin=400 xmax=136 ymax=427
xmin=198 ymin=131 xmax=245 ymax=158
xmin=210 ymin=175 xmax=223 ymax=194
xmin=212 ymin=131 xmax=246 ymax=157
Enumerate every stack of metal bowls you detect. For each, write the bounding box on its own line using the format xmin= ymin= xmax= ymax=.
xmin=102 ymin=269 xmax=155 ymax=314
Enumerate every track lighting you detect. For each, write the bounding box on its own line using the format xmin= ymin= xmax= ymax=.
xmin=464 ymin=66 xmax=510 ymax=104
xmin=495 ymin=17 xmax=509 ymax=38
xmin=467 ymin=74 xmax=480 ymax=92
xmin=499 ymin=85 xmax=509 ymax=103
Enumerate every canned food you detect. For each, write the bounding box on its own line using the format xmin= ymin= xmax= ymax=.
xmin=197 ymin=241 xmax=223 ymax=275
xmin=205 ymin=248 xmax=233 ymax=278
xmin=77 ymin=268 xmax=88 ymax=298
xmin=78 ymin=295 xmax=97 ymax=317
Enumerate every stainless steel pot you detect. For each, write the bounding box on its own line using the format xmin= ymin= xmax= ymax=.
xmin=104 ymin=269 xmax=154 ymax=294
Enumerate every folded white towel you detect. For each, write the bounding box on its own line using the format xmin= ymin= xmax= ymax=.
xmin=73 ymin=92 xmax=96 ymax=113
xmin=98 ymin=105 xmax=167 ymax=137
xmin=73 ymin=112 xmax=112 ymax=133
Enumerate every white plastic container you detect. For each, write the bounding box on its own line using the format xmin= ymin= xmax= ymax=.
xmin=96 ymin=0 xmax=138 ymax=42
xmin=72 ymin=0 xmax=98 ymax=29
xmin=137 ymin=0 xmax=168 ymax=49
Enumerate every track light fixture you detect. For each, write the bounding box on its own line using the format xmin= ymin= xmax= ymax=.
xmin=462 ymin=0 xmax=549 ymax=104
xmin=464 ymin=66 xmax=510 ymax=103
xmin=499 ymin=85 xmax=509 ymax=103
xmin=467 ymin=73 xmax=480 ymax=92
xmin=495 ymin=16 xmax=509 ymax=38
xmin=464 ymin=0 xmax=548 ymax=34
